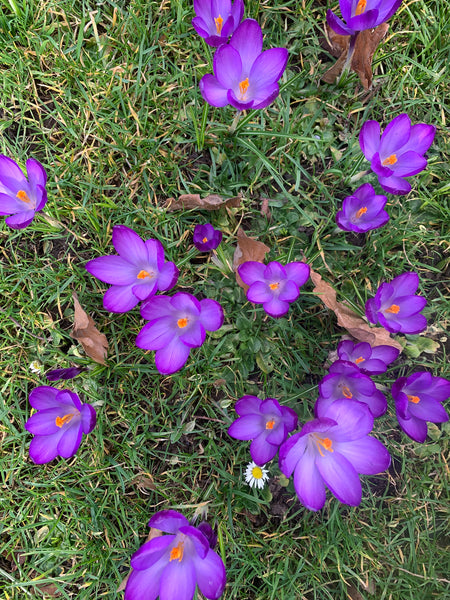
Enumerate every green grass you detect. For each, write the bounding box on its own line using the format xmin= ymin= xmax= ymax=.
xmin=1 ymin=0 xmax=449 ymax=598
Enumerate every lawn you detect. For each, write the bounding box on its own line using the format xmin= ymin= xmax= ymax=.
xmin=0 ymin=0 xmax=449 ymax=599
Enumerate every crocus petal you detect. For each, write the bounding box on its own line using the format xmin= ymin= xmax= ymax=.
xmin=132 ymin=281 xmax=158 ymax=301
xmin=140 ymin=296 xmax=174 ymax=320
xmin=318 ymin=399 xmax=374 ymax=440
xmin=230 ymin=19 xmax=263 ymax=73
xmin=377 ymin=175 xmax=411 ymax=195
xmin=228 ymin=414 xmax=264 ymax=440
xmin=34 ymin=186 xmax=48 ymax=211
xmin=279 ymin=432 xmax=308 ymax=478
xmin=235 ymin=395 xmax=263 ymax=415
xmin=266 ymin=423 xmax=287 ymax=446
xmin=80 ymin=404 xmax=97 ymax=434
xmin=178 ymin=525 xmax=209 ymax=559
xmin=392 ymin=151 xmax=428 ymax=177
xmin=278 ymin=280 xmax=299 ymax=303
xmin=5 ymin=210 xmax=36 ymax=229
xmin=401 ymin=123 xmax=436 ymax=155
xmin=347 ymin=8 xmax=380 ymax=30
xmin=246 ymin=281 xmax=273 ymax=304
xmin=154 ymin=337 xmax=191 ymax=374
xmin=326 ymin=10 xmax=355 ymax=35
xmin=251 ymin=84 xmax=280 ymax=110
xmin=158 ymin=263 xmax=179 ymax=291
xmin=193 ymin=549 xmax=227 ymax=600
xmin=0 ymin=155 xmax=26 ymax=189
xmin=396 ymin=412 xmax=428 ymax=443
xmin=193 ymin=0 xmax=211 ymax=23
xmin=384 ymin=295 xmax=426 ymax=317
xmin=238 ymin=261 xmax=266 ymax=285
xmin=159 ymin=558 xmax=196 ymax=600
xmin=0 ymin=192 xmax=27 ymax=214
xmin=26 ymin=158 xmax=47 ymax=189
xmin=250 ymin=433 xmax=278 ymax=465
xmin=29 ymin=433 xmax=63 ymax=464
xmin=112 ymin=225 xmax=148 ymax=263
xmin=199 ymin=299 xmax=224 ymax=331
xmin=25 ymin=409 xmax=65 ymax=435
xmin=103 ymin=285 xmax=140 ymax=313
xmin=262 ymin=297 xmax=290 ymax=318
xmin=199 ymin=74 xmax=229 ymax=107
xmin=29 ymin=386 xmax=60 ymax=410
xmin=125 ymin=559 xmax=166 ymax=600
xmin=335 ymin=437 xmax=390 ymax=474
xmin=377 ymin=0 xmax=403 ymax=23
xmin=171 ymin=292 xmax=201 ymax=315
xmin=179 ymin=322 xmax=206 ymax=348
xmin=148 ymin=510 xmax=189 ymax=533
xmin=57 ymin=424 xmax=83 ymax=458
xmin=284 ymin=262 xmax=310 ymax=287
xmin=136 ymin=318 xmax=175 ymax=351
xmin=192 ymin=16 xmax=209 ymax=38
xmin=359 ymin=120 xmax=380 ymax=161
xmin=409 ymin=398 xmax=449 ymax=423
xmin=231 ymin=0 xmax=244 ymax=26
xmin=316 ymin=452 xmax=362 ymax=506
xmin=214 ymin=44 xmax=242 ymax=88
xmin=293 ymin=452 xmax=327 ymax=511
xmin=379 ymin=113 xmax=412 ymax=157
xmin=85 ymin=255 xmax=139 ymax=285
xmin=131 ymin=536 xmax=174 ymax=571
xmin=249 ymin=48 xmax=288 ymax=90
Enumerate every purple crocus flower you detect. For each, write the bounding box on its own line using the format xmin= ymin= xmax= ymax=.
xmin=279 ymin=399 xmax=390 ymax=511
xmin=392 ymin=372 xmax=450 ymax=443
xmin=193 ymin=223 xmax=223 ymax=251
xmin=192 ymin=0 xmax=244 ymax=46
xmin=316 ymin=360 xmax=387 ymax=417
xmin=335 ymin=183 xmax=389 ymax=233
xmin=0 ymin=155 xmax=47 ymax=229
xmin=25 ymin=386 xmax=96 ymax=464
xmin=238 ymin=260 xmax=310 ymax=318
xmin=228 ymin=395 xmax=298 ymax=465
xmin=359 ymin=114 xmax=436 ymax=195
xmin=337 ymin=340 xmax=399 ymax=375
xmin=199 ymin=19 xmax=288 ymax=111
xmin=327 ymin=0 xmax=403 ymax=36
xmin=45 ymin=367 xmax=86 ymax=381
xmin=365 ymin=271 xmax=427 ymax=334
xmin=124 ymin=510 xmax=226 ymax=600
xmin=85 ymin=225 xmax=179 ymax=313
xmin=136 ymin=292 xmax=224 ymax=374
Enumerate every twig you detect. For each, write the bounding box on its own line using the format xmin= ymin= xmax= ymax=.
xmin=0 ymin=307 xmax=48 ymax=342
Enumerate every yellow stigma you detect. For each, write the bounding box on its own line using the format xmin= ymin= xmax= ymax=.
xmin=385 ymin=304 xmax=400 ymax=314
xmin=342 ymin=385 xmax=353 ymax=399
xmin=177 ymin=317 xmax=188 ymax=328
xmin=355 ymin=356 xmax=365 ymax=364
xmin=169 ymin=541 xmax=184 ymax=562
xmin=314 ymin=435 xmax=334 ymax=457
xmin=269 ymin=282 xmax=279 ymax=290
xmin=252 ymin=466 xmax=263 ymax=479
xmin=355 ymin=206 xmax=368 ymax=218
xmin=55 ymin=413 xmax=75 ymax=428
xmin=382 ymin=154 xmax=398 ymax=166
xmin=137 ymin=270 xmax=152 ymax=279
xmin=17 ymin=190 xmax=32 ymax=204
xmin=407 ymin=395 xmax=420 ymax=404
xmin=214 ymin=15 xmax=224 ymax=35
xmin=202 ymin=236 xmax=208 ymax=243
xmin=355 ymin=0 xmax=367 ymax=16
xmin=266 ymin=419 xmax=275 ymax=430
xmin=239 ymin=77 xmax=249 ymax=99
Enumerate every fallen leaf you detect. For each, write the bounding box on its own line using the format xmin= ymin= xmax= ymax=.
xmin=130 ymin=472 xmax=156 ymax=493
xmin=322 ymin=23 xmax=389 ymax=90
xmin=33 ymin=583 xmax=61 ymax=597
xmin=346 ymin=584 xmax=364 ymax=600
xmin=260 ymin=198 xmax=272 ymax=220
xmin=166 ymin=193 xmax=241 ymax=212
xmin=310 ymin=270 xmax=402 ymax=351
xmin=232 ymin=227 xmax=270 ymax=290
xmin=70 ymin=293 xmax=108 ymax=364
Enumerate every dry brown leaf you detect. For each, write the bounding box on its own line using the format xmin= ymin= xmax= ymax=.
xmin=322 ymin=23 xmax=389 ymax=90
xmin=131 ymin=472 xmax=156 ymax=493
xmin=166 ymin=193 xmax=241 ymax=212
xmin=310 ymin=270 xmax=402 ymax=351
xmin=70 ymin=292 xmax=108 ymax=364
xmin=33 ymin=583 xmax=61 ymax=597
xmin=346 ymin=585 xmax=365 ymax=600
xmin=117 ymin=528 xmax=162 ymax=593
xmin=232 ymin=227 xmax=270 ymax=290
xmin=260 ymin=198 xmax=272 ymax=220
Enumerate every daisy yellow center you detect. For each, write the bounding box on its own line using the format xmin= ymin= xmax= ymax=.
xmin=269 ymin=282 xmax=279 ymax=290
xmin=55 ymin=413 xmax=75 ymax=428
xmin=385 ymin=304 xmax=400 ymax=314
xmin=266 ymin=419 xmax=275 ymax=430
xmin=214 ymin=15 xmax=224 ymax=35
xmin=137 ymin=270 xmax=153 ymax=279
xmin=17 ymin=190 xmax=32 ymax=204
xmin=177 ymin=317 xmax=189 ymax=328
xmin=342 ymin=385 xmax=353 ymax=399
xmin=355 ymin=207 xmax=367 ymax=218
xmin=313 ymin=435 xmax=334 ymax=457
xmin=355 ymin=0 xmax=367 ymax=16
xmin=407 ymin=394 xmax=420 ymax=404
xmin=251 ymin=466 xmax=264 ymax=479
xmin=169 ymin=540 xmax=184 ymax=562
xmin=202 ymin=236 xmax=208 ymax=243
xmin=355 ymin=356 xmax=365 ymax=364
xmin=239 ymin=77 xmax=249 ymax=99
xmin=382 ymin=154 xmax=398 ymax=166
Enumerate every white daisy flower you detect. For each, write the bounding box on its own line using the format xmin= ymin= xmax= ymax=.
xmin=245 ymin=461 xmax=269 ymax=489
xmin=29 ymin=360 xmax=43 ymax=374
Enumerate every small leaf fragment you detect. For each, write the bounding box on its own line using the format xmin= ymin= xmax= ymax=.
xmin=166 ymin=193 xmax=241 ymax=212
xmin=70 ymin=293 xmax=108 ymax=364
xmin=232 ymin=227 xmax=270 ymax=290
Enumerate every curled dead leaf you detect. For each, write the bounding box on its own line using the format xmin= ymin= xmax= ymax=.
xmin=166 ymin=193 xmax=241 ymax=212
xmin=70 ymin=293 xmax=108 ymax=364
xmin=232 ymin=227 xmax=270 ymax=290
xmin=310 ymin=270 xmax=402 ymax=351
xmin=322 ymin=23 xmax=389 ymax=90
xmin=260 ymin=198 xmax=272 ymax=220
xmin=130 ymin=472 xmax=156 ymax=493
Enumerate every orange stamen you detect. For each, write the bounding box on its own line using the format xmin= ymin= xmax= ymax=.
xmin=137 ymin=270 xmax=152 ymax=279
xmin=269 ymin=282 xmax=279 ymax=290
xmin=169 ymin=541 xmax=184 ymax=562
xmin=355 ymin=207 xmax=368 ymax=218
xmin=355 ymin=356 xmax=365 ymax=364
xmin=55 ymin=413 xmax=75 ymax=428
xmin=17 ymin=190 xmax=32 ymax=204
xmin=266 ymin=419 xmax=275 ymax=430
xmin=355 ymin=0 xmax=367 ymax=16
xmin=214 ymin=15 xmax=224 ymax=35
xmin=407 ymin=395 xmax=420 ymax=404
xmin=202 ymin=237 xmax=208 ymax=243
xmin=382 ymin=154 xmax=398 ymax=166
xmin=314 ymin=435 xmax=334 ymax=457
xmin=177 ymin=317 xmax=188 ymax=328
xmin=342 ymin=386 xmax=353 ymax=399
xmin=385 ymin=304 xmax=400 ymax=314
xmin=239 ymin=77 xmax=249 ymax=99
